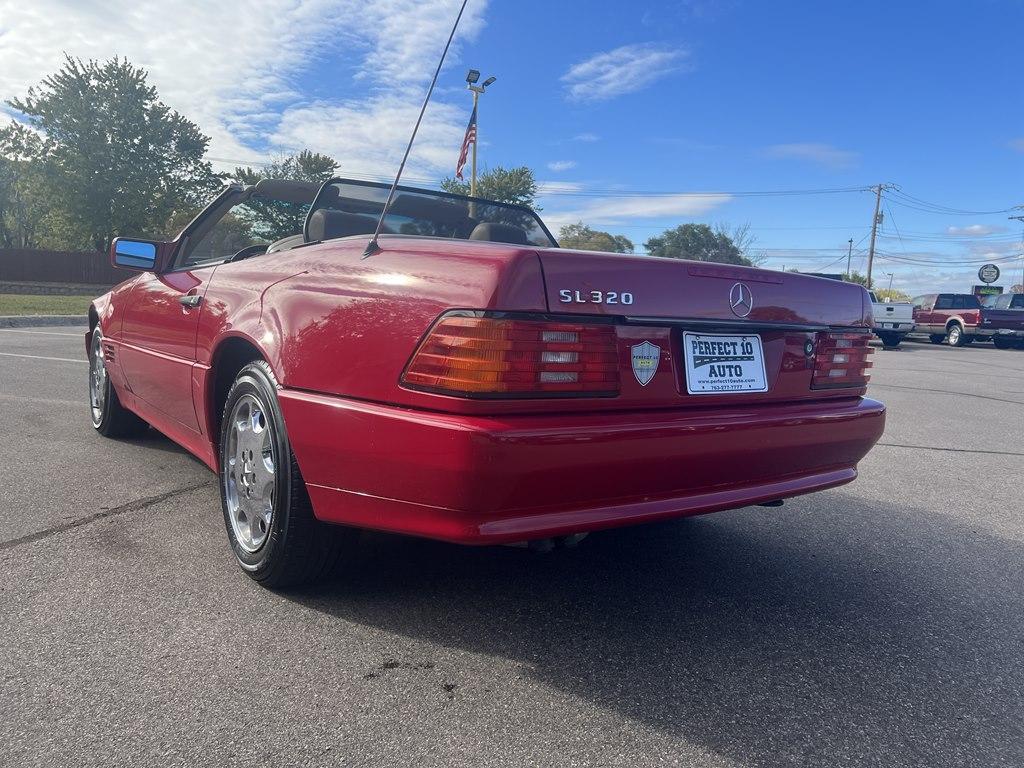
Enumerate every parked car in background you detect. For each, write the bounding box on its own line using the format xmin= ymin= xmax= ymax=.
xmin=868 ymin=291 xmax=915 ymax=347
xmin=980 ymin=292 xmax=1024 ymax=349
xmin=910 ymin=293 xmax=986 ymax=346
xmin=87 ymin=178 xmax=886 ymax=588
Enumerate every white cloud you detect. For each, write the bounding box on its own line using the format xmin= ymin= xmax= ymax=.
xmin=764 ymin=143 xmax=859 ymax=170
xmin=541 ymin=193 xmax=731 ymax=231
xmin=946 ymin=224 xmax=1006 ymax=237
xmin=547 ymin=160 xmax=577 ymax=172
xmin=561 ymin=43 xmax=690 ymax=102
xmin=573 ymin=133 xmax=600 ymax=142
xmin=0 ymin=0 xmax=487 ymax=170
xmin=271 ymin=95 xmax=467 ymax=179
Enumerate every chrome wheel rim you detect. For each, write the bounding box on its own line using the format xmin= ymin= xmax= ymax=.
xmin=89 ymin=332 xmax=107 ymax=426
xmin=949 ymin=327 xmax=960 ymax=344
xmin=224 ymin=393 xmax=277 ymax=553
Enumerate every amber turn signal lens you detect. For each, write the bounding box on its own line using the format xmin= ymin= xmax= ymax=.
xmin=811 ymin=332 xmax=873 ymax=389
xmin=402 ymin=316 xmax=620 ymax=397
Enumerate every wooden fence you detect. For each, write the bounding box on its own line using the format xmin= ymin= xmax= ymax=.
xmin=0 ymin=249 xmax=123 ymax=287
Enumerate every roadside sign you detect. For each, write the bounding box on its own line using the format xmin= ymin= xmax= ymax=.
xmin=978 ymin=264 xmax=1000 ymax=284
xmin=973 ymin=285 xmax=1003 ymax=297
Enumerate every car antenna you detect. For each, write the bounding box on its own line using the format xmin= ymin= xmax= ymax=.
xmin=363 ymin=0 xmax=471 ymax=259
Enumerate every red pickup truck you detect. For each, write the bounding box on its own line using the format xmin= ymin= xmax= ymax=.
xmin=981 ymin=293 xmax=1024 ymax=349
xmin=910 ymin=293 xmax=986 ymax=346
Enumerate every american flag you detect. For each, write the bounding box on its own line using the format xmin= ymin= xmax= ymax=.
xmin=455 ymin=105 xmax=477 ymax=180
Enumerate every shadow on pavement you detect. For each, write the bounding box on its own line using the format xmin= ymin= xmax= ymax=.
xmin=290 ymin=495 xmax=1023 ymax=766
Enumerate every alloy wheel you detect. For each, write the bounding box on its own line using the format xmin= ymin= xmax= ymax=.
xmin=223 ymin=393 xmax=277 ymax=553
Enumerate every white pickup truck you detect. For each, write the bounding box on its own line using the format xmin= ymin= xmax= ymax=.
xmin=869 ymin=292 xmax=915 ymax=347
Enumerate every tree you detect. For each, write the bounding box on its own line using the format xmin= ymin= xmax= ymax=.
xmin=846 ymin=271 xmax=869 ymax=287
xmin=441 ymin=166 xmax=539 ymax=209
xmin=0 ymin=126 xmax=56 ymax=248
xmin=231 ymin=150 xmax=338 ymax=242
xmin=717 ymin=222 xmax=766 ymax=266
xmin=3 ymin=55 xmax=220 ymax=251
xmin=872 ymin=288 xmax=912 ymax=302
xmin=643 ymin=223 xmax=751 ymax=265
xmin=558 ymin=222 xmax=633 ymax=253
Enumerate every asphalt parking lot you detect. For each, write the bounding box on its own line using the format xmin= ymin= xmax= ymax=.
xmin=1 ymin=326 xmax=1022 ymax=768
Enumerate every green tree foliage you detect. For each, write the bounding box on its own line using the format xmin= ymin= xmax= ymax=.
xmin=0 ymin=126 xmax=56 ymax=248
xmin=872 ymin=287 xmax=912 ymax=302
xmin=643 ymin=223 xmax=751 ymax=265
xmin=846 ymin=271 xmax=868 ymax=286
xmin=2 ymin=55 xmax=220 ymax=251
xmin=232 ymin=150 xmax=338 ymax=241
xmin=441 ymin=166 xmax=541 ymax=230
xmin=441 ymin=165 xmax=539 ymax=209
xmin=558 ymin=222 xmax=633 ymax=253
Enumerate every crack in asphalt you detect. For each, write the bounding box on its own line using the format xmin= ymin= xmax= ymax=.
xmin=0 ymin=481 xmax=214 ymax=553
xmin=877 ymin=442 xmax=1024 ymax=458
xmin=870 ymin=382 xmax=1024 ymax=406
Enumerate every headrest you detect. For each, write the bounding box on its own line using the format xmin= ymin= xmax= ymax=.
xmin=306 ymin=209 xmax=379 ymax=242
xmin=468 ymin=222 xmax=529 ymax=245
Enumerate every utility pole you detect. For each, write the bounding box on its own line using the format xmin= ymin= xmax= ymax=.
xmin=1011 ymin=211 xmax=1024 ymax=293
xmin=886 ymin=272 xmax=894 ymax=292
xmin=866 ymin=184 xmax=885 ymax=289
xmin=846 ymin=238 xmax=854 ymax=279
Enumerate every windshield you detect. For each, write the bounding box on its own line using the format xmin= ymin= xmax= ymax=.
xmin=307 ymin=179 xmax=557 ymax=248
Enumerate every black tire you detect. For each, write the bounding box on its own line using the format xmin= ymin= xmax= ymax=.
xmin=218 ymin=359 xmax=354 ymax=588
xmin=946 ymin=324 xmax=968 ymax=347
xmin=878 ymin=333 xmax=901 ymax=348
xmin=89 ymin=327 xmax=149 ymax=438
xmin=928 ymin=334 xmax=945 ymax=344
xmin=993 ymin=337 xmax=1013 ymax=350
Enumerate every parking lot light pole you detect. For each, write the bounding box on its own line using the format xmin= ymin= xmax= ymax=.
xmin=466 ymin=70 xmax=497 ymax=199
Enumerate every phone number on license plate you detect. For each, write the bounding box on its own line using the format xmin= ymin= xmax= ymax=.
xmin=683 ymin=332 xmax=768 ymax=394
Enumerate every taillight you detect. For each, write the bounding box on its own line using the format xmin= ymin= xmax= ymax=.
xmin=402 ymin=315 xmax=620 ymax=397
xmin=812 ymin=332 xmax=873 ymax=389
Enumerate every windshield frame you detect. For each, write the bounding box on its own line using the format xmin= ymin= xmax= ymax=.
xmin=304 ymin=177 xmax=559 ymax=249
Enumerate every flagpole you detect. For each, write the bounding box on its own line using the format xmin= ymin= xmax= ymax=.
xmin=471 ymin=88 xmax=479 ymax=200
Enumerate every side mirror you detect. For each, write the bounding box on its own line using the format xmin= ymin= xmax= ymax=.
xmin=111 ymin=238 xmax=160 ymax=271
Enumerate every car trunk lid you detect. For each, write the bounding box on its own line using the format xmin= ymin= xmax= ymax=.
xmin=536 ymin=249 xmax=872 ymax=408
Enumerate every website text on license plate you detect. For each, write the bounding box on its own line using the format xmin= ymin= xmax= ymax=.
xmin=683 ymin=332 xmax=768 ymax=394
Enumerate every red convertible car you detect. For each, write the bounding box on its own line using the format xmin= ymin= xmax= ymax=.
xmin=88 ymin=178 xmax=885 ymax=587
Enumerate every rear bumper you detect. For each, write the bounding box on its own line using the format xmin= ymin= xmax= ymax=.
xmin=279 ymin=391 xmax=886 ymax=544
xmin=873 ymin=322 xmax=914 ymax=333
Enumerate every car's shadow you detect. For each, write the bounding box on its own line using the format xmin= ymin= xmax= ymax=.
xmin=288 ymin=494 xmax=1022 ymax=766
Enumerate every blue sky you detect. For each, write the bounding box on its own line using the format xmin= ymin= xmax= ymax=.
xmin=2 ymin=0 xmax=1022 ymax=292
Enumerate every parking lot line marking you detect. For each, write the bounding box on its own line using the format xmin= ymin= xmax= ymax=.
xmin=0 ymin=329 xmax=82 ymax=337
xmin=0 ymin=392 xmax=79 ymax=406
xmin=0 ymin=352 xmax=87 ymax=364
xmin=0 ymin=481 xmax=213 ymax=553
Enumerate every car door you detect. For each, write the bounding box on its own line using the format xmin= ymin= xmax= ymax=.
xmin=119 ymin=264 xmax=217 ymax=431
xmin=912 ymin=294 xmax=935 ymax=332
xmin=118 ymin=186 xmax=246 ymax=432
xmin=931 ymin=294 xmax=954 ymax=332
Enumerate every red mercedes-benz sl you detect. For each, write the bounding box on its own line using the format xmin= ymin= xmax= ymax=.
xmin=87 ymin=178 xmax=885 ymax=587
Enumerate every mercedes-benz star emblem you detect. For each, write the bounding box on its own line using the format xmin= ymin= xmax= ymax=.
xmin=729 ymin=282 xmax=753 ymax=318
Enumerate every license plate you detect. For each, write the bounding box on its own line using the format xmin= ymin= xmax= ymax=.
xmin=682 ymin=332 xmax=768 ymax=394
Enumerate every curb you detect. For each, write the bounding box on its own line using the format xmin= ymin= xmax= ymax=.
xmin=0 ymin=315 xmax=88 ymax=328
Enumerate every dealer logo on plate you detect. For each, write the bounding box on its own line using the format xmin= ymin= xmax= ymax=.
xmin=631 ymin=341 xmax=661 ymax=386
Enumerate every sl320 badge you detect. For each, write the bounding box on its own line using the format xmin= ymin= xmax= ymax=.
xmin=558 ymin=289 xmax=634 ymax=305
